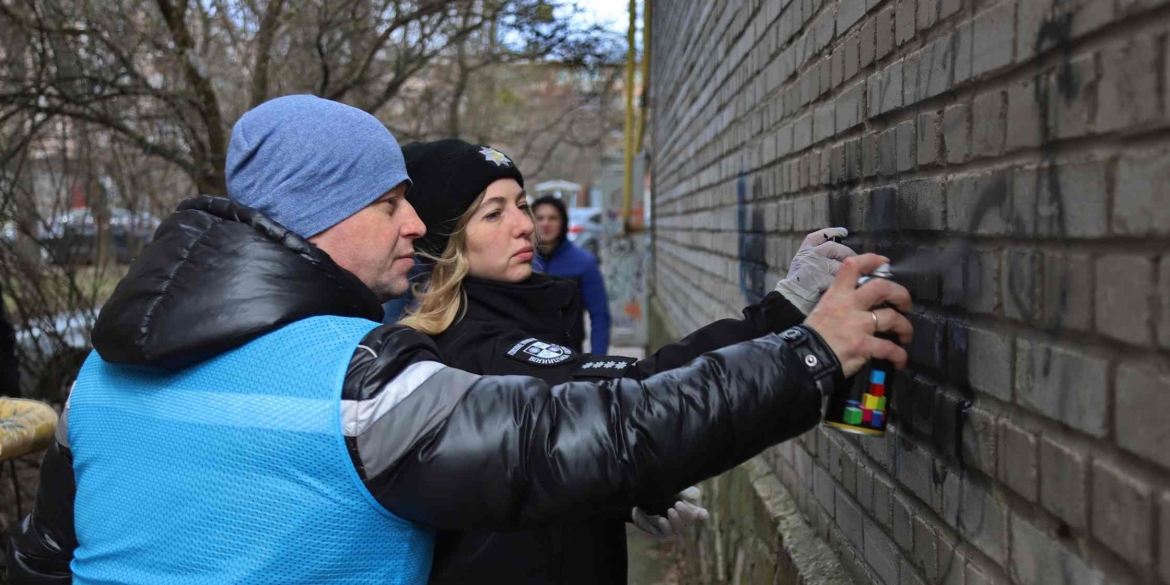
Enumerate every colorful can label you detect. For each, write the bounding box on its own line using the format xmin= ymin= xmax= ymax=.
xmin=824 ymin=358 xmax=892 ymax=436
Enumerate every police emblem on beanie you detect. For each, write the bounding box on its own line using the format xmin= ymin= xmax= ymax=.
xmin=480 ymin=146 xmax=512 ymax=167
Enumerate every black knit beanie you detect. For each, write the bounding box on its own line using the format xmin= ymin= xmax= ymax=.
xmin=403 ymin=139 xmax=525 ymax=258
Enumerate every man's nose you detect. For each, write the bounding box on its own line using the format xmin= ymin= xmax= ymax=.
xmin=400 ymin=199 xmax=426 ymax=239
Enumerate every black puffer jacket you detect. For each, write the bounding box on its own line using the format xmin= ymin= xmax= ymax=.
xmin=427 ymin=274 xmax=812 ymax=585
xmin=7 ymin=197 xmax=841 ymax=584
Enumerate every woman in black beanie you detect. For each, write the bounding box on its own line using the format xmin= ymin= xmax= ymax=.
xmin=399 ymin=139 xmax=855 ymax=584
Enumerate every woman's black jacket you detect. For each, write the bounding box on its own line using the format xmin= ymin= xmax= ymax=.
xmin=427 ymin=273 xmax=814 ymax=585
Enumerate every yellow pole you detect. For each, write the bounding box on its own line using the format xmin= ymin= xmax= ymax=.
xmin=621 ymin=0 xmax=637 ymax=231
xmin=635 ymin=0 xmax=650 ymax=154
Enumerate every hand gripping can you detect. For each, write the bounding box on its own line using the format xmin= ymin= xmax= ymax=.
xmin=824 ymin=263 xmax=896 ymax=437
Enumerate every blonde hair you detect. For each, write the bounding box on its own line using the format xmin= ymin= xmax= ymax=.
xmin=397 ymin=191 xmax=483 ymax=336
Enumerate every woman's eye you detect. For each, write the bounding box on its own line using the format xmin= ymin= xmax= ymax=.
xmin=485 ymin=211 xmax=502 ymax=220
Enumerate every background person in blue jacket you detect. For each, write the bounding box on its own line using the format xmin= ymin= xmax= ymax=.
xmin=532 ymin=195 xmax=610 ymax=354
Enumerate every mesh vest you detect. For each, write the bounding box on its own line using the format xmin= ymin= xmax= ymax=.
xmin=68 ymin=315 xmax=434 ymax=584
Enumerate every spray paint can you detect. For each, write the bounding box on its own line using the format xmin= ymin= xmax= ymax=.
xmin=823 ymin=263 xmax=897 ymax=437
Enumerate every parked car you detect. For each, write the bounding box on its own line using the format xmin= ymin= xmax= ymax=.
xmin=42 ymin=208 xmax=159 ymax=265
xmin=567 ymin=206 xmax=604 ymax=258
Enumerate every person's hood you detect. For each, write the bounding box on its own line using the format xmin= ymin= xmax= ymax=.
xmin=91 ymin=196 xmax=384 ymax=368
xmin=460 ymin=273 xmax=580 ymax=343
xmin=532 ymin=195 xmax=569 ymax=249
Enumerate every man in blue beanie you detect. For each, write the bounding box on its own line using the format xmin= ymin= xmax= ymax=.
xmin=8 ymin=96 xmax=912 ymax=585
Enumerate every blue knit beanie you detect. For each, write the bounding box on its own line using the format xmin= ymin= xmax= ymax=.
xmin=225 ymin=95 xmax=410 ymax=238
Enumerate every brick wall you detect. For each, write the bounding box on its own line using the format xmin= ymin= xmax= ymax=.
xmin=647 ymin=0 xmax=1170 ymax=584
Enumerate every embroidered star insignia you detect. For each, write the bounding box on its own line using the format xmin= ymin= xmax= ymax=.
xmin=479 ymin=146 xmax=512 ymax=167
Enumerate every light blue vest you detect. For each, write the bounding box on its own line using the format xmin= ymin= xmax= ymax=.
xmin=68 ymin=316 xmax=434 ymax=584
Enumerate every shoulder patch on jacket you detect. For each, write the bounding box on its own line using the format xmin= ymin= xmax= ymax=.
xmin=505 ymin=337 xmax=576 ymax=366
xmin=572 ymin=356 xmax=638 ymax=379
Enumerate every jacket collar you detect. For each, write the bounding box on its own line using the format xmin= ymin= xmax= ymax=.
xmin=91 ymin=196 xmax=384 ymax=368
xmin=460 ymin=273 xmax=579 ymax=342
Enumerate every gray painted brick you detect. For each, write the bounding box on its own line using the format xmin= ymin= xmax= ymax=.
xmin=941 ymin=245 xmax=999 ymax=314
xmin=865 ymin=519 xmax=901 ymax=585
xmin=972 ymin=1 xmax=1014 ymax=76
xmin=971 ymin=91 xmax=1005 ymax=157
xmin=820 ymin=149 xmax=832 ymax=185
xmin=1162 ymin=256 xmax=1170 ymax=349
xmin=1006 ymin=76 xmax=1043 ymax=150
xmin=863 ymin=131 xmax=879 ymax=177
xmin=896 ymin=119 xmax=915 ymax=172
xmin=998 ymin=420 xmax=1038 ymax=502
xmin=837 ymin=81 xmax=865 ymax=131
xmin=896 ymin=0 xmax=916 ymax=46
xmin=943 ymin=103 xmax=969 ymax=163
xmin=939 ymin=539 xmax=965 ymax=585
xmin=874 ymin=475 xmax=894 ymax=529
xmin=1001 ymin=247 xmax=1040 ymax=322
xmin=794 ymin=112 xmax=813 ymax=152
xmin=1010 ymin=513 xmax=1105 ymax=585
xmin=904 ymin=49 xmax=921 ymax=106
xmin=844 ymin=31 xmax=861 ymax=82
xmin=819 ymin=54 xmax=833 ymax=97
xmin=1042 ymin=251 xmax=1093 ymax=332
xmin=796 ymin=443 xmax=815 ymax=489
xmin=858 ymin=464 xmax=875 ymax=512
xmin=877 ymin=5 xmax=896 ymax=59
xmin=953 ymin=20 xmax=973 ymax=84
xmin=912 ymin=516 xmax=938 ymax=580
xmin=1049 ymin=54 xmax=1095 ymax=140
xmin=897 ymin=436 xmax=935 ymax=505
xmin=1162 ymin=493 xmax=1170 ymax=584
xmin=839 ymin=0 xmax=867 ymax=33
xmin=966 ymin=326 xmax=1012 ymax=400
xmin=777 ymin=123 xmax=794 ymax=156
xmin=846 ymin=138 xmax=862 ymax=180
xmin=830 ymin=143 xmax=846 ymax=184
xmin=965 ymin=563 xmax=999 ymax=585
xmin=917 ymin=112 xmax=939 ymax=166
xmin=1011 ymin=160 xmax=1108 ymax=238
xmin=901 ymin=560 xmax=928 ymax=585
xmin=959 ymin=477 xmax=1008 ymax=565
xmin=947 ymin=171 xmax=1010 ymax=235
xmin=1096 ymin=254 xmax=1154 ymax=345
xmin=867 ymin=70 xmax=883 ymax=120
xmin=1092 ymin=459 xmax=1154 ymax=566
xmin=917 ymin=0 xmax=938 ymax=30
xmin=893 ymin=496 xmax=912 ymax=549
xmin=815 ymin=6 xmax=837 ymax=54
xmin=920 ymin=35 xmax=954 ymax=99
xmin=1040 ymin=435 xmax=1088 ymax=530
xmin=1115 ymin=149 xmax=1170 ymax=236
xmin=879 ymin=128 xmax=898 ymax=176
xmin=861 ymin=16 xmax=877 ymax=68
xmin=961 ymin=404 xmax=998 ymax=476
xmin=1116 ymin=361 xmax=1170 ymax=469
xmin=1015 ymin=339 xmax=1108 ymax=437
xmin=814 ymin=102 xmax=835 ymax=143
xmin=837 ymin=487 xmax=865 ymax=549
xmin=880 ymin=60 xmax=904 ymax=114
xmin=1098 ymin=35 xmax=1161 ymax=133
xmin=898 ymin=178 xmax=944 ymax=230
xmin=831 ymin=44 xmax=845 ymax=89
xmin=939 ymin=0 xmax=961 ymax=19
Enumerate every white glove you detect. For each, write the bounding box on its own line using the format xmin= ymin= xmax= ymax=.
xmin=774 ymin=227 xmax=858 ymax=315
xmin=631 ymin=486 xmax=709 ymax=539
